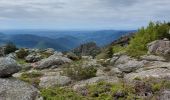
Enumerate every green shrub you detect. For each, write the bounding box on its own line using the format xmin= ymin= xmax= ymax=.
xmin=41 ymin=87 xmax=84 ymax=100
xmin=152 ymin=83 xmax=162 ymax=92
xmin=16 ymin=59 xmax=27 ymax=65
xmin=112 ymin=45 xmax=126 ymax=54
xmin=4 ymin=42 xmax=17 ymax=54
xmin=164 ymin=81 xmax=170 ymax=89
xmin=16 ymin=48 xmax=29 ymax=59
xmin=40 ymin=51 xmax=53 ymax=58
xmin=86 ymin=81 xmax=136 ymax=100
xmin=62 ymin=64 xmax=97 ymax=81
xmin=127 ymin=22 xmax=170 ymax=57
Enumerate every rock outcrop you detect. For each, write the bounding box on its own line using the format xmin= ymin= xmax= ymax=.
xmin=0 ymin=57 xmax=21 ymax=77
xmin=148 ymin=38 xmax=170 ymax=55
xmin=110 ymin=55 xmax=147 ymax=73
xmin=0 ymin=78 xmax=42 ymax=100
xmin=39 ymin=75 xmax=71 ymax=88
xmin=25 ymin=53 xmax=42 ymax=63
xmin=125 ymin=68 xmax=170 ymax=81
xmin=35 ymin=52 xmax=72 ymax=69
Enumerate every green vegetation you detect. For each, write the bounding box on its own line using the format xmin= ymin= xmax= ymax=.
xmin=16 ymin=48 xmax=29 ymax=59
xmin=40 ymin=82 xmax=137 ymax=100
xmin=40 ymin=51 xmax=53 ymax=58
xmin=19 ymin=71 xmax=43 ymax=87
xmin=16 ymin=59 xmax=27 ymax=65
xmin=4 ymin=42 xmax=17 ymax=54
xmin=112 ymin=45 xmax=126 ymax=54
xmin=41 ymin=87 xmax=85 ymax=100
xmin=62 ymin=60 xmax=97 ymax=80
xmin=127 ymin=22 xmax=170 ymax=57
xmin=40 ymin=78 xmax=170 ymax=100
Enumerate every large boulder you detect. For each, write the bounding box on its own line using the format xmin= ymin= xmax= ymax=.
xmin=117 ymin=60 xmax=147 ymax=73
xmin=148 ymin=38 xmax=170 ymax=55
xmin=112 ymin=55 xmax=147 ymax=73
xmin=0 ymin=57 xmax=21 ymax=77
xmin=0 ymin=78 xmax=42 ymax=100
xmin=39 ymin=75 xmax=71 ymax=88
xmin=25 ymin=53 xmax=42 ymax=63
xmin=35 ymin=52 xmax=72 ymax=69
xmin=114 ymin=55 xmax=132 ymax=65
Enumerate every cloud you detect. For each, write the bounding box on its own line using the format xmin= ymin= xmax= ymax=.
xmin=0 ymin=0 xmax=169 ymax=29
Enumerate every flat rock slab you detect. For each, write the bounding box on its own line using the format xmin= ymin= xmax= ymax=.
xmin=39 ymin=75 xmax=71 ymax=88
xmin=0 ymin=78 xmax=42 ymax=100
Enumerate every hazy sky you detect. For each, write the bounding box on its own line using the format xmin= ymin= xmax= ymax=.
xmin=0 ymin=0 xmax=170 ymax=30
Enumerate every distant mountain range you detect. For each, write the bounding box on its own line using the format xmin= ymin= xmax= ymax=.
xmin=0 ymin=30 xmax=136 ymax=51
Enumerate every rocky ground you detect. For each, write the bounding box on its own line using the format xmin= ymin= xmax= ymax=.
xmin=0 ymin=39 xmax=170 ymax=100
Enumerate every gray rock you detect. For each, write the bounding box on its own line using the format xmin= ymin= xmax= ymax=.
xmin=148 ymin=39 xmax=170 ymax=55
xmin=141 ymin=55 xmax=166 ymax=61
xmin=109 ymin=68 xmax=123 ymax=78
xmin=114 ymin=55 xmax=132 ymax=65
xmin=125 ymin=68 xmax=170 ymax=81
xmin=110 ymin=56 xmax=119 ymax=66
xmin=39 ymin=75 xmax=71 ymax=88
xmin=96 ymin=69 xmax=106 ymax=76
xmin=0 ymin=57 xmax=21 ymax=77
xmin=112 ymin=55 xmax=147 ymax=73
xmin=35 ymin=53 xmax=72 ymax=69
xmin=159 ymin=90 xmax=170 ymax=100
xmin=7 ymin=53 xmax=17 ymax=59
xmin=45 ymin=48 xmax=55 ymax=54
xmin=25 ymin=53 xmax=41 ymax=63
xmin=82 ymin=58 xmax=102 ymax=68
xmin=0 ymin=78 xmax=42 ymax=100
xmin=52 ymin=51 xmax=63 ymax=57
xmin=73 ymin=76 xmax=119 ymax=91
xmin=117 ymin=60 xmax=146 ymax=73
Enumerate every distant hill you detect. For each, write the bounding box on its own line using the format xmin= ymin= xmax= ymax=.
xmin=0 ymin=30 xmax=136 ymax=51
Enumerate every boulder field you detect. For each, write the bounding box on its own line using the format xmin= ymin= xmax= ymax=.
xmin=0 ymin=39 xmax=170 ymax=100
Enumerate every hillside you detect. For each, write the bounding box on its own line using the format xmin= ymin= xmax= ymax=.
xmin=0 ymin=34 xmax=81 ymax=51
xmin=0 ymin=30 xmax=135 ymax=51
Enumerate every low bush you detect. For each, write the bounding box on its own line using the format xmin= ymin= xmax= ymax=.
xmin=4 ymin=42 xmax=17 ymax=54
xmin=16 ymin=59 xmax=27 ymax=65
xmin=85 ymin=81 xmax=136 ymax=100
xmin=112 ymin=45 xmax=126 ymax=54
xmin=40 ymin=51 xmax=53 ymax=58
xmin=41 ymin=87 xmax=85 ymax=100
xmin=62 ymin=60 xmax=97 ymax=80
xmin=16 ymin=48 xmax=29 ymax=59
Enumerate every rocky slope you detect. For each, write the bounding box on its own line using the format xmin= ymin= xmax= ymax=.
xmin=0 ymin=38 xmax=170 ymax=100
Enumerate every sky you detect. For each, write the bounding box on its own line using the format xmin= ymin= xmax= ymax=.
xmin=0 ymin=0 xmax=170 ymax=30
